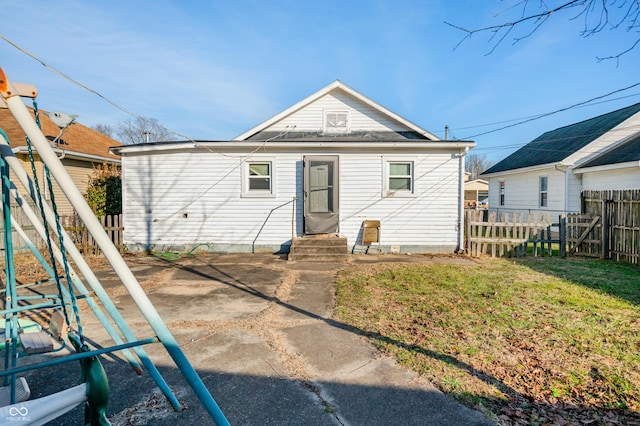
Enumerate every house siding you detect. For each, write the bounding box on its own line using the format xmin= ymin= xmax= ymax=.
xmin=121 ymin=149 xmax=460 ymax=253
xmin=581 ymin=167 xmax=640 ymax=190
xmin=487 ymin=167 xmax=573 ymax=214
xmin=266 ymin=90 xmax=413 ymax=133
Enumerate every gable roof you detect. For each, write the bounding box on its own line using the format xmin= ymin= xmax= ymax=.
xmin=483 ymin=102 xmax=640 ymax=175
xmin=575 ymin=132 xmax=640 ymax=170
xmin=0 ymin=107 xmax=122 ymax=161
xmin=234 ymin=80 xmax=440 ymax=141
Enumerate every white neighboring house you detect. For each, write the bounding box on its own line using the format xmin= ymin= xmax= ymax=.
xmin=481 ymin=102 xmax=640 ymax=214
xmin=573 ymin=132 xmax=640 ymax=190
xmin=111 ymin=81 xmax=475 ymax=253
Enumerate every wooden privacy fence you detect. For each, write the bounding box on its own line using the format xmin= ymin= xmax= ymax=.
xmin=564 ymin=214 xmax=603 ymax=258
xmin=0 ymin=207 xmax=123 ymax=255
xmin=580 ymin=189 xmax=640 ymax=264
xmin=60 ymin=213 xmax=123 ymax=255
xmin=466 ymin=210 xmax=553 ymax=257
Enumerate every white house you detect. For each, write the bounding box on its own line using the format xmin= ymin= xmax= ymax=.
xmin=573 ymin=132 xmax=640 ymax=190
xmin=481 ymin=102 xmax=640 ymax=214
xmin=111 ymin=81 xmax=475 ymax=254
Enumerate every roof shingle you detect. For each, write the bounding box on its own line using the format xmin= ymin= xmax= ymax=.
xmin=577 ymin=132 xmax=640 ymax=169
xmin=0 ymin=107 xmax=122 ymax=160
xmin=483 ymin=102 xmax=640 ymax=174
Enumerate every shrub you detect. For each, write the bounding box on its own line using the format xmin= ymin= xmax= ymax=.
xmin=85 ymin=162 xmax=121 ymax=216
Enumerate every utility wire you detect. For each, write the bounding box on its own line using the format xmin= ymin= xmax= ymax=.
xmin=3 ymin=33 xmax=639 ymax=156
xmin=0 ymin=33 xmax=144 ymax=121
xmin=0 ymin=33 xmax=199 ymax=144
xmin=437 ymin=92 xmax=640 ymax=133
xmin=461 ymin=82 xmax=640 ymax=139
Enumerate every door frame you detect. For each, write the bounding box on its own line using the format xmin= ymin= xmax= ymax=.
xmin=303 ymin=155 xmax=339 ymax=234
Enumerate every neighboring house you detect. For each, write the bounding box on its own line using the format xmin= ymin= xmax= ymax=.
xmin=0 ymin=106 xmax=123 ymax=214
xmin=111 ymin=80 xmax=475 ymax=254
xmin=482 ymin=102 xmax=640 ymax=214
xmin=573 ymin=132 xmax=640 ymax=190
xmin=464 ymin=173 xmax=489 ymax=209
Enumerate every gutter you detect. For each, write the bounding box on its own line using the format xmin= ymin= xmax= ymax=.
xmin=13 ymin=146 xmax=121 ymax=164
xmin=573 ymin=160 xmax=640 ymax=174
xmin=110 ymin=140 xmax=477 ymax=155
xmin=481 ymin=161 xmax=563 ymax=178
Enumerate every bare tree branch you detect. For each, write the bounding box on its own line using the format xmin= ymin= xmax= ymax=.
xmin=597 ymin=36 xmax=640 ymax=65
xmin=446 ymin=0 xmax=640 ymax=61
xmin=116 ymin=116 xmax=177 ymax=145
xmin=465 ymin=154 xmax=495 ymax=179
xmin=92 ymin=123 xmax=115 ymax=139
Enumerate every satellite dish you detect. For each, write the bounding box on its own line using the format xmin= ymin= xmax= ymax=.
xmin=46 ymin=111 xmax=78 ymax=129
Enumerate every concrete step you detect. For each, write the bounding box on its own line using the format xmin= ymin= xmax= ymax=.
xmin=289 ymin=236 xmax=348 ymax=262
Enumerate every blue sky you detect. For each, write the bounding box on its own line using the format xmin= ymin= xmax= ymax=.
xmin=2 ymin=0 xmax=639 ymax=163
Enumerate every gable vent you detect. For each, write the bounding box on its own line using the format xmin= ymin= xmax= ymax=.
xmin=325 ymin=111 xmax=348 ymax=133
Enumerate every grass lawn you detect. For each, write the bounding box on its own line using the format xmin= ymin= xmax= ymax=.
xmin=334 ymin=257 xmax=640 ymax=425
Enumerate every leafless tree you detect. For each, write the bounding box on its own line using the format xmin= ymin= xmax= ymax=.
xmin=116 ymin=116 xmax=177 ymax=145
xmin=466 ymin=154 xmax=494 ymax=180
xmin=446 ymin=0 xmax=640 ymax=64
xmin=92 ymin=123 xmax=115 ymax=138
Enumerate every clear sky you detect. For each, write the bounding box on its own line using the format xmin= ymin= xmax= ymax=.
xmin=2 ymin=0 xmax=639 ymax=163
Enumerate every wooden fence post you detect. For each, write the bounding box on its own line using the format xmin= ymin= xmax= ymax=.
xmin=601 ymin=200 xmax=608 ymax=260
xmin=559 ymin=215 xmax=566 ymax=258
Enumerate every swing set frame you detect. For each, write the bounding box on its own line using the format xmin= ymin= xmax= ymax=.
xmin=0 ymin=67 xmax=229 ymax=425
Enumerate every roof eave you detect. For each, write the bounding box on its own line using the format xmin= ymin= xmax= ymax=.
xmin=111 ymin=140 xmax=475 ymax=155
xmin=13 ymin=146 xmax=120 ymax=163
xmin=573 ymin=160 xmax=640 ymax=174
xmin=481 ymin=162 xmax=562 ymax=178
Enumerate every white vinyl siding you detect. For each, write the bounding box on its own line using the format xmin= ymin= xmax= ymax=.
xmin=581 ymin=167 xmax=640 ymax=190
xmin=121 ymin=150 xmax=460 ymax=252
xmin=265 ymin=90 xmax=413 ymax=133
xmin=487 ymin=167 xmax=575 ymax=213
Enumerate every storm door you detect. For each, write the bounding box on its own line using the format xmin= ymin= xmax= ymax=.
xmin=303 ymin=156 xmax=339 ymax=234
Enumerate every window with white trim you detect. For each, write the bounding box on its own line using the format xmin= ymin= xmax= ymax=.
xmin=499 ymin=180 xmax=505 ymax=206
xmin=386 ymin=161 xmax=414 ymax=196
xmin=539 ymin=176 xmax=548 ymax=208
xmin=325 ymin=111 xmax=348 ymax=133
xmin=242 ymin=160 xmax=275 ymax=197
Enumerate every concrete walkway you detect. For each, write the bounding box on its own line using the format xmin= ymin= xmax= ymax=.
xmin=35 ymin=254 xmax=492 ymax=425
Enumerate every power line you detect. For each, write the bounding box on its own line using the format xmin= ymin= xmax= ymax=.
xmin=0 ymin=32 xmax=198 ymax=143
xmin=436 ymin=92 xmax=640 ymax=133
xmin=461 ymin=82 xmax=640 ymax=139
xmin=3 ymin=33 xmax=639 ymax=160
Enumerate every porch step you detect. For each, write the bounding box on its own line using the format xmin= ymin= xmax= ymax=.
xmin=289 ymin=236 xmax=348 ymax=262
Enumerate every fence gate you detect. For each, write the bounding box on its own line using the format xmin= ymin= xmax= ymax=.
xmin=466 ymin=210 xmax=553 ymax=258
xmin=565 ymin=214 xmax=602 ymax=258
xmin=581 ymin=190 xmax=640 ymax=264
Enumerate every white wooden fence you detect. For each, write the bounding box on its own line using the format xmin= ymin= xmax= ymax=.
xmin=466 ymin=210 xmax=553 ymax=257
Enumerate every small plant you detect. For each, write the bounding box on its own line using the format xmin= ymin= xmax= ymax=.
xmin=85 ymin=162 xmax=121 ymax=216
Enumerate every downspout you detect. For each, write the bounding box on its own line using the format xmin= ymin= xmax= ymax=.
xmin=555 ymin=164 xmax=568 ymax=214
xmin=456 ymin=147 xmax=469 ymax=253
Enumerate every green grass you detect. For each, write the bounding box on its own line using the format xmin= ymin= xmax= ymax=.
xmin=334 ymin=257 xmax=640 ymax=424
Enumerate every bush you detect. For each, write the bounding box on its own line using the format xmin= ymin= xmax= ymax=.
xmin=85 ymin=162 xmax=121 ymax=216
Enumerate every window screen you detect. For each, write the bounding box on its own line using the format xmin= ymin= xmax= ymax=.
xmin=389 ymin=162 xmax=412 ymax=191
xmin=248 ymin=162 xmax=271 ymax=191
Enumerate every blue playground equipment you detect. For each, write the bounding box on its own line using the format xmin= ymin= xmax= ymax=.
xmin=0 ymin=67 xmax=229 ymax=425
